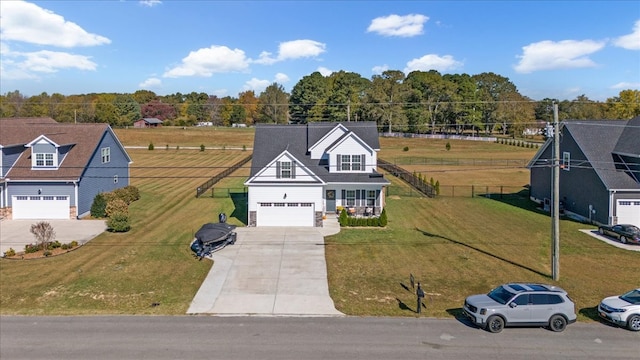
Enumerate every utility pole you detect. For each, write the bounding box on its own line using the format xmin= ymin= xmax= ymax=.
xmin=551 ymin=103 xmax=560 ymax=281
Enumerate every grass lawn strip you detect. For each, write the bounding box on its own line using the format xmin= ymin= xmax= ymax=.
xmin=1 ymin=130 xmax=637 ymax=321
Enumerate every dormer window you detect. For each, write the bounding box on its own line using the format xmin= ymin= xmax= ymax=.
xmin=27 ymin=135 xmax=59 ymax=170
xmin=338 ymin=154 xmax=363 ymax=171
xmin=35 ymin=153 xmax=54 ymax=167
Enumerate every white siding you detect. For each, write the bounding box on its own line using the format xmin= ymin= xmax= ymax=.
xmin=255 ymin=153 xmax=318 ymax=183
xmin=328 ymin=136 xmax=375 ymax=173
xmin=309 ymin=125 xmax=348 ymax=159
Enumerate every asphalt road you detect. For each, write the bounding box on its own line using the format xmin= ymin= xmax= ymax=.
xmin=1 ymin=316 xmax=638 ymax=360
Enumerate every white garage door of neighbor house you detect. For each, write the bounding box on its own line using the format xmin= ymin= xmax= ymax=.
xmin=617 ymin=199 xmax=640 ymax=227
xmin=12 ymin=195 xmax=70 ymax=219
xmin=257 ymin=202 xmax=314 ymax=227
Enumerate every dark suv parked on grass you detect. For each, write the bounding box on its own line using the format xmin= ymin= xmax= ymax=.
xmin=463 ymin=283 xmax=577 ymax=333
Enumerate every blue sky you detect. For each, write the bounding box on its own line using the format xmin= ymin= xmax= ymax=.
xmin=1 ymin=0 xmax=638 ymax=101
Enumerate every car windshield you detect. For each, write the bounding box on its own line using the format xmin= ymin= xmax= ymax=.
xmin=619 ymin=289 xmax=640 ymax=305
xmin=488 ymin=286 xmax=516 ymax=305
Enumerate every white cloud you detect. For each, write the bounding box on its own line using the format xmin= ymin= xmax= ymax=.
xmin=0 ymin=43 xmax=98 ymax=80
xmin=163 ymin=45 xmax=250 ymax=78
xmin=611 ymin=81 xmax=640 ymax=89
xmin=274 ymin=73 xmax=290 ymax=83
xmin=243 ymin=73 xmax=290 ymax=93
xmin=139 ymin=77 xmax=162 ymax=89
xmin=404 ymin=54 xmax=463 ymax=73
xmin=372 ymin=64 xmax=389 ymax=75
xmin=140 ymin=0 xmax=162 ymax=7
xmin=243 ymin=78 xmax=271 ymax=93
xmin=367 ymin=14 xmax=428 ymax=37
xmin=613 ymin=20 xmax=640 ymax=50
xmin=317 ymin=66 xmax=333 ymax=76
xmin=255 ymin=39 xmax=326 ymax=65
xmin=21 ymin=50 xmax=97 ymax=73
xmin=514 ymin=39 xmax=605 ymax=73
xmin=0 ymin=1 xmax=111 ymax=48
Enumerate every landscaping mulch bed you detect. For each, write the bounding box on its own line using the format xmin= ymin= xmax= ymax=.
xmin=3 ymin=245 xmax=81 ymax=260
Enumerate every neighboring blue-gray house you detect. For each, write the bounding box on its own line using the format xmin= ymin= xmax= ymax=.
xmin=0 ymin=117 xmax=132 ymax=220
xmin=528 ymin=116 xmax=640 ymax=227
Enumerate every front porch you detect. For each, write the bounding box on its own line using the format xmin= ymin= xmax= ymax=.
xmin=335 ymin=206 xmax=381 ymax=217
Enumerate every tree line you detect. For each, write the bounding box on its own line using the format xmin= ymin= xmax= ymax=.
xmin=1 ymin=69 xmax=638 ymax=136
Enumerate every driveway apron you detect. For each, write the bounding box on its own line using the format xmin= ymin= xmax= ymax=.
xmin=188 ymin=219 xmax=343 ymax=316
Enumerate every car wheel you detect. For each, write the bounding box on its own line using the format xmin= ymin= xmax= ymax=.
xmin=549 ymin=314 xmax=567 ymax=332
xmin=627 ymin=315 xmax=640 ymax=331
xmin=621 ymin=236 xmax=628 ymax=244
xmin=486 ymin=316 xmax=504 ymax=333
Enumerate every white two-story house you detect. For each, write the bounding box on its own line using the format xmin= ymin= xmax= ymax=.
xmin=244 ymin=122 xmax=390 ymax=227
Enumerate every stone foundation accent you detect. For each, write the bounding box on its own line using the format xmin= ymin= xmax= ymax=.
xmin=315 ymin=211 xmax=323 ymax=227
xmin=249 ymin=211 xmax=257 ymax=226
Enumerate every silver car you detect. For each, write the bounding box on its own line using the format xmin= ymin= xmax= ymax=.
xmin=463 ymin=283 xmax=577 ymax=333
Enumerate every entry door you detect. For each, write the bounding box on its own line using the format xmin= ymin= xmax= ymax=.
xmin=325 ymin=190 xmax=336 ymax=213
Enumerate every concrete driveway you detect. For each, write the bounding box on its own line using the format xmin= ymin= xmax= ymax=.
xmin=187 ymin=218 xmax=344 ymax=316
xmin=0 ymin=219 xmax=107 ymax=256
xmin=581 ymin=229 xmax=640 ymax=251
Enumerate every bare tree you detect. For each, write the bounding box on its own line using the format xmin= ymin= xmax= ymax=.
xmin=30 ymin=221 xmax=56 ymax=251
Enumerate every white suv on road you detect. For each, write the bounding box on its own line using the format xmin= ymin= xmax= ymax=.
xmin=598 ymin=288 xmax=640 ymax=331
xmin=463 ymin=283 xmax=577 ymax=333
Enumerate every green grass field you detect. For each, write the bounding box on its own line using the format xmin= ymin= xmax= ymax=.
xmin=1 ymin=127 xmax=637 ymax=319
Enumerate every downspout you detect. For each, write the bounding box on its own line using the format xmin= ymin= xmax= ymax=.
xmin=608 ymin=189 xmax=615 ymax=225
xmin=3 ymin=178 xmax=8 ymax=209
xmin=74 ymin=180 xmax=79 ymax=219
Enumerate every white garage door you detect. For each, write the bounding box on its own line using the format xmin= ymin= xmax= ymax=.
xmin=12 ymin=195 xmax=70 ymax=219
xmin=616 ymin=200 xmax=640 ymax=227
xmin=257 ymin=202 xmax=314 ymax=227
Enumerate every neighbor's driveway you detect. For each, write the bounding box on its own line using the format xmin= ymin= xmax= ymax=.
xmin=188 ymin=218 xmax=344 ymax=316
xmin=581 ymin=229 xmax=640 ymax=252
xmin=0 ymin=219 xmax=107 ymax=256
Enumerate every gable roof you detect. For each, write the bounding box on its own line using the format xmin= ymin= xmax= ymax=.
xmin=140 ymin=117 xmax=163 ymax=124
xmin=613 ymin=115 xmax=640 ymax=158
xmin=563 ymin=120 xmax=638 ymax=190
xmin=0 ymin=117 xmax=131 ymax=181
xmin=249 ymin=122 xmax=387 ymax=185
xmin=530 ymin=118 xmax=639 ymax=191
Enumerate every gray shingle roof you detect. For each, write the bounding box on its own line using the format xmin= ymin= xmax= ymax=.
xmin=564 ymin=119 xmax=639 ymax=190
xmin=249 ymin=122 xmax=388 ymax=185
xmin=1 ymin=117 xmax=130 ymax=181
xmin=613 ymin=115 xmax=640 ymax=157
xmin=142 ymin=118 xmax=163 ymax=124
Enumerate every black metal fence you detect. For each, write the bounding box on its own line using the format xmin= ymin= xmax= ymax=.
xmin=200 ymin=187 xmax=248 ymax=198
xmin=382 ymin=157 xmax=529 ymax=167
xmin=195 ymin=154 xmax=252 ymax=198
xmin=378 ymin=158 xmax=436 ymax=197
xmin=386 ymin=185 xmax=528 ymax=198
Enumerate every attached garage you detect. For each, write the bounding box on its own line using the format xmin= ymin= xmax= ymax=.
xmin=616 ymin=199 xmax=640 ymax=227
xmin=12 ymin=195 xmax=70 ymax=219
xmin=257 ymin=202 xmax=314 ymax=227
